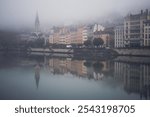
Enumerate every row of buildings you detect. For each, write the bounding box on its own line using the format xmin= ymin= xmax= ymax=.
xmin=48 ymin=9 xmax=150 ymax=48
xmin=48 ymin=24 xmax=114 ymax=47
xmin=115 ymin=9 xmax=150 ymax=48
xmin=49 ymin=26 xmax=90 ymax=45
xmin=21 ymin=9 xmax=150 ymax=48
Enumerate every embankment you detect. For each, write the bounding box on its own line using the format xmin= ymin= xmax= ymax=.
xmin=114 ymin=48 xmax=150 ymax=57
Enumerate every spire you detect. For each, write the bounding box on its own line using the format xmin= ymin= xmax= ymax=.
xmin=35 ymin=11 xmax=40 ymax=32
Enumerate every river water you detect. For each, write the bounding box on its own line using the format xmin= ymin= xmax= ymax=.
xmin=0 ymin=54 xmax=150 ymax=100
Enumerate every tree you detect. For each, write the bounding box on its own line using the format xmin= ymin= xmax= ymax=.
xmin=93 ymin=38 xmax=104 ymax=47
xmin=84 ymin=40 xmax=92 ymax=47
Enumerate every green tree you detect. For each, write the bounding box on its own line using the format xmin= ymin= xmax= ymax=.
xmin=93 ymin=38 xmax=104 ymax=47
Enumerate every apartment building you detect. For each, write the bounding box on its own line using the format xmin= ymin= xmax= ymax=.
xmin=49 ymin=26 xmax=89 ymax=45
xmin=124 ymin=9 xmax=150 ymax=47
xmin=71 ymin=27 xmax=83 ymax=44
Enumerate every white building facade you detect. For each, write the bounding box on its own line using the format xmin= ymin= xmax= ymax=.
xmin=144 ymin=20 xmax=150 ymax=47
xmin=114 ymin=25 xmax=124 ymax=48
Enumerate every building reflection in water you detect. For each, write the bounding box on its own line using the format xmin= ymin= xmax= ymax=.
xmin=114 ymin=61 xmax=150 ymax=99
xmin=34 ymin=64 xmax=40 ymax=89
xmin=34 ymin=56 xmax=150 ymax=99
xmin=47 ymin=58 xmax=111 ymax=80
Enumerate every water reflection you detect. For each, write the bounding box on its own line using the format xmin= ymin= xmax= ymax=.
xmin=114 ymin=61 xmax=150 ymax=99
xmin=37 ymin=56 xmax=150 ymax=99
xmin=0 ymin=54 xmax=150 ymax=100
xmin=48 ymin=58 xmax=108 ymax=80
xmin=34 ymin=64 xmax=40 ymax=89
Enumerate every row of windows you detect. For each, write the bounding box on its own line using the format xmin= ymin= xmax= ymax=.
xmin=130 ymin=30 xmax=140 ymax=33
xmin=125 ymin=26 xmax=140 ymax=29
xmin=145 ymin=34 xmax=150 ymax=39
xmin=144 ymin=28 xmax=150 ymax=33
xmin=115 ymin=30 xmax=124 ymax=33
xmin=115 ymin=33 xmax=124 ymax=36
xmin=115 ymin=37 xmax=124 ymax=39
xmin=115 ymin=30 xmax=124 ymax=32
xmin=144 ymin=23 xmax=150 ymax=26
xmin=115 ymin=42 xmax=124 ymax=45
xmin=115 ymin=43 xmax=124 ymax=46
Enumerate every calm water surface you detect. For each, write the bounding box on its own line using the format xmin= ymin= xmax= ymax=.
xmin=0 ymin=54 xmax=150 ymax=100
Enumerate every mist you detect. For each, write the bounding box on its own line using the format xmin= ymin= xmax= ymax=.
xmin=0 ymin=0 xmax=150 ymax=30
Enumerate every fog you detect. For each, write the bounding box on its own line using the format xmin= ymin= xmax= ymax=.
xmin=0 ymin=0 xmax=150 ymax=30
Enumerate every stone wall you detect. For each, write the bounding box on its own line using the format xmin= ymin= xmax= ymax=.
xmin=114 ymin=49 xmax=150 ymax=57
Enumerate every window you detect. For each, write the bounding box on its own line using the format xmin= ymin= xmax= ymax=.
xmin=145 ymin=34 xmax=147 ymax=39
xmin=145 ymin=28 xmax=147 ymax=33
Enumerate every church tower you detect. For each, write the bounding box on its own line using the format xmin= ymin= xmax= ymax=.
xmin=35 ymin=12 xmax=40 ymax=32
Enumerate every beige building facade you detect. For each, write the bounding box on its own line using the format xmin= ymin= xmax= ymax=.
xmin=49 ymin=26 xmax=89 ymax=45
xmin=93 ymin=31 xmax=114 ymax=48
xmin=114 ymin=25 xmax=124 ymax=48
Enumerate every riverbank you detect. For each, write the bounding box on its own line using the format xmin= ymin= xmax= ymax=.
xmin=27 ymin=48 xmax=117 ymax=59
xmin=114 ymin=56 xmax=150 ymax=64
xmin=29 ymin=48 xmax=150 ymax=57
xmin=1 ymin=47 xmax=150 ymax=57
xmin=28 ymin=47 xmax=117 ymax=55
xmin=114 ymin=48 xmax=150 ymax=57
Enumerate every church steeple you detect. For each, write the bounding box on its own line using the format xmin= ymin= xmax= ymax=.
xmin=35 ymin=11 xmax=40 ymax=32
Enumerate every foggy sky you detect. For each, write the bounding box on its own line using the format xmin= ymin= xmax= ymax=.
xmin=0 ymin=0 xmax=150 ymax=30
